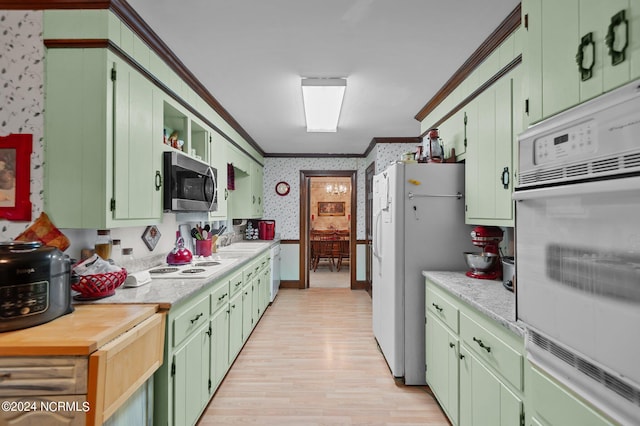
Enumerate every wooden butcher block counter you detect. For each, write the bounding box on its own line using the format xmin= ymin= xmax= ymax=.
xmin=0 ymin=304 xmax=166 ymax=426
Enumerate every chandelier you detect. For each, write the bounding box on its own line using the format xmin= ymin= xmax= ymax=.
xmin=326 ymin=183 xmax=348 ymax=195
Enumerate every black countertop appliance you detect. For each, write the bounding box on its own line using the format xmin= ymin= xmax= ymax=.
xmin=0 ymin=241 xmax=74 ymax=332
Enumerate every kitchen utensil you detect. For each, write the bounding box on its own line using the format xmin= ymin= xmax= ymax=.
xmin=217 ymin=225 xmax=227 ymax=236
xmin=166 ymin=236 xmax=193 ymax=265
xmin=204 ymin=224 xmax=211 ymax=232
xmin=0 ymin=241 xmax=74 ymax=332
xmin=195 ymin=238 xmax=213 ymax=257
xmin=465 ymin=226 xmax=503 ymax=280
xmin=501 ymin=256 xmax=515 ymax=292
xmin=191 ymin=228 xmax=202 ymax=240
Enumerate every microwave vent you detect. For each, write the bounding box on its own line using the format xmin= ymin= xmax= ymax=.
xmin=529 ymin=330 xmax=640 ymax=407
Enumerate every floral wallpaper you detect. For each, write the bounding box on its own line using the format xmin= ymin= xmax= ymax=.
xmin=0 ymin=11 xmax=45 ymax=241
xmin=375 ymin=143 xmax=420 ymax=173
xmin=263 ymin=157 xmax=367 ymax=240
xmin=263 ymin=146 xmax=420 ymax=241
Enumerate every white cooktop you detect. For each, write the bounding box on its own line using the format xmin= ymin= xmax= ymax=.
xmin=147 ymin=257 xmax=238 ymax=279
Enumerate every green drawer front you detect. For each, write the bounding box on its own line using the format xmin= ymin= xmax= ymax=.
xmin=426 ymin=287 xmax=459 ymax=334
xmin=243 ymin=260 xmax=257 ymax=283
xmin=530 ymin=366 xmax=615 ymax=426
xmin=173 ymin=294 xmax=210 ymax=347
xmin=460 ymin=312 xmax=523 ymax=391
xmin=258 ymin=254 xmax=270 ymax=271
xmin=229 ymin=271 xmax=244 ymax=297
xmin=210 ymin=281 xmax=230 ymax=313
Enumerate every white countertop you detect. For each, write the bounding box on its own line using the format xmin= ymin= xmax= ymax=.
xmin=78 ymin=240 xmax=279 ymax=310
xmin=422 ymin=270 xmax=525 ymax=337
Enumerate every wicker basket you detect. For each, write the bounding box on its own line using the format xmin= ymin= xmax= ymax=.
xmin=72 ymin=268 xmax=127 ymax=300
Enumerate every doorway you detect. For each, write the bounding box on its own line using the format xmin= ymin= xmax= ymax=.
xmin=299 ymin=170 xmax=357 ymax=289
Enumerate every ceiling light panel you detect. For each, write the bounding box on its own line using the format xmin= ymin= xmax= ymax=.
xmin=301 ymin=78 xmax=347 ymax=132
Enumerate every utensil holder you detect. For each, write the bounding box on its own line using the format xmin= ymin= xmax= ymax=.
xmin=195 ymin=238 xmax=214 ymax=256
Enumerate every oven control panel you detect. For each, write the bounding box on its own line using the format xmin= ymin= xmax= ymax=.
xmin=0 ymin=281 xmax=49 ymax=319
xmin=533 ymin=119 xmax=598 ymax=165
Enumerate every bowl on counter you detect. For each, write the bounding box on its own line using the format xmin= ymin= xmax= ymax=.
xmin=464 ymin=252 xmax=500 ymax=273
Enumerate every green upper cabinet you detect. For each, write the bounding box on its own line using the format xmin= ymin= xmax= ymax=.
xmin=228 ymin=147 xmax=264 ymax=219
xmin=524 ymin=0 xmax=640 ymax=123
xmin=45 ymin=48 xmax=162 ymax=228
xmin=209 ymin=131 xmax=229 ymax=220
xmin=439 ymin=108 xmax=468 ymax=160
xmin=465 ymin=71 xmax=516 ymax=227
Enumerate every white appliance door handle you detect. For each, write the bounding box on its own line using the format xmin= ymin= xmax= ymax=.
xmin=513 ymin=175 xmax=640 ymax=201
xmin=373 ymin=211 xmax=382 ymax=260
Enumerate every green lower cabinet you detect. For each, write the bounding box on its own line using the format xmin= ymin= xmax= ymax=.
xmin=261 ymin=267 xmax=271 ymax=315
xmin=229 ymin=292 xmax=243 ymax=361
xmin=242 ymin=282 xmax=253 ymax=340
xmin=155 ymin=252 xmax=272 ymax=425
xmin=253 ymin=275 xmax=262 ymax=323
xmin=527 ymin=365 xmax=615 ymax=426
xmin=425 ymin=280 xmax=524 ymax=426
xmin=459 ymin=346 xmax=522 ymax=426
xmin=210 ymin=305 xmax=230 ymax=390
xmin=426 ymin=312 xmax=459 ymax=425
xmin=172 ymin=322 xmax=211 ymax=426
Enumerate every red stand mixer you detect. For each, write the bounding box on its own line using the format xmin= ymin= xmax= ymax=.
xmin=464 ymin=226 xmax=503 ymax=280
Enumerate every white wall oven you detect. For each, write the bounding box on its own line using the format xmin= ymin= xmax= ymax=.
xmin=515 ymin=79 xmax=640 ymax=425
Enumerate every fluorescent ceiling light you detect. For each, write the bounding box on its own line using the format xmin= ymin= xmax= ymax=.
xmin=301 ymin=78 xmax=346 ymax=132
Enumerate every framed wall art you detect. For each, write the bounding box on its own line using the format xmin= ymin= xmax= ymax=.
xmin=318 ymin=201 xmax=345 ymax=216
xmin=0 ymin=134 xmax=32 ymax=221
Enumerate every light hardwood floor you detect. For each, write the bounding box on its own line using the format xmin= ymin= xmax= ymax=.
xmin=198 ymin=288 xmax=449 ymax=426
xmin=309 ymin=268 xmax=350 ymax=288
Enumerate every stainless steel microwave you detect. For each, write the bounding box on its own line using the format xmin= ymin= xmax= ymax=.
xmin=163 ymin=151 xmax=217 ymax=212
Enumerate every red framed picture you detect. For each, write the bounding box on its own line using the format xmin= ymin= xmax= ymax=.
xmin=0 ymin=134 xmax=32 ymax=221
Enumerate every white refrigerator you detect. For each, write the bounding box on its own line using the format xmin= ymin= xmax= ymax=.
xmin=372 ymin=162 xmax=473 ymax=385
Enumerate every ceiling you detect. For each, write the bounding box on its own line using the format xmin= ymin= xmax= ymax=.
xmin=126 ymin=0 xmax=520 ymax=155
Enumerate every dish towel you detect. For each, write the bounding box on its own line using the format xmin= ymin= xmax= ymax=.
xmin=227 ymin=163 xmax=235 ymax=190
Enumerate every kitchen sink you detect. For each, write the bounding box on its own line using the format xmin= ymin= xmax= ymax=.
xmin=217 ymin=242 xmax=271 ymax=252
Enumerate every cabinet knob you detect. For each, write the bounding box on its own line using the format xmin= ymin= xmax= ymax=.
xmin=459 ymin=354 xmax=465 ymax=360
xmin=449 ymin=342 xmax=455 ymax=348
